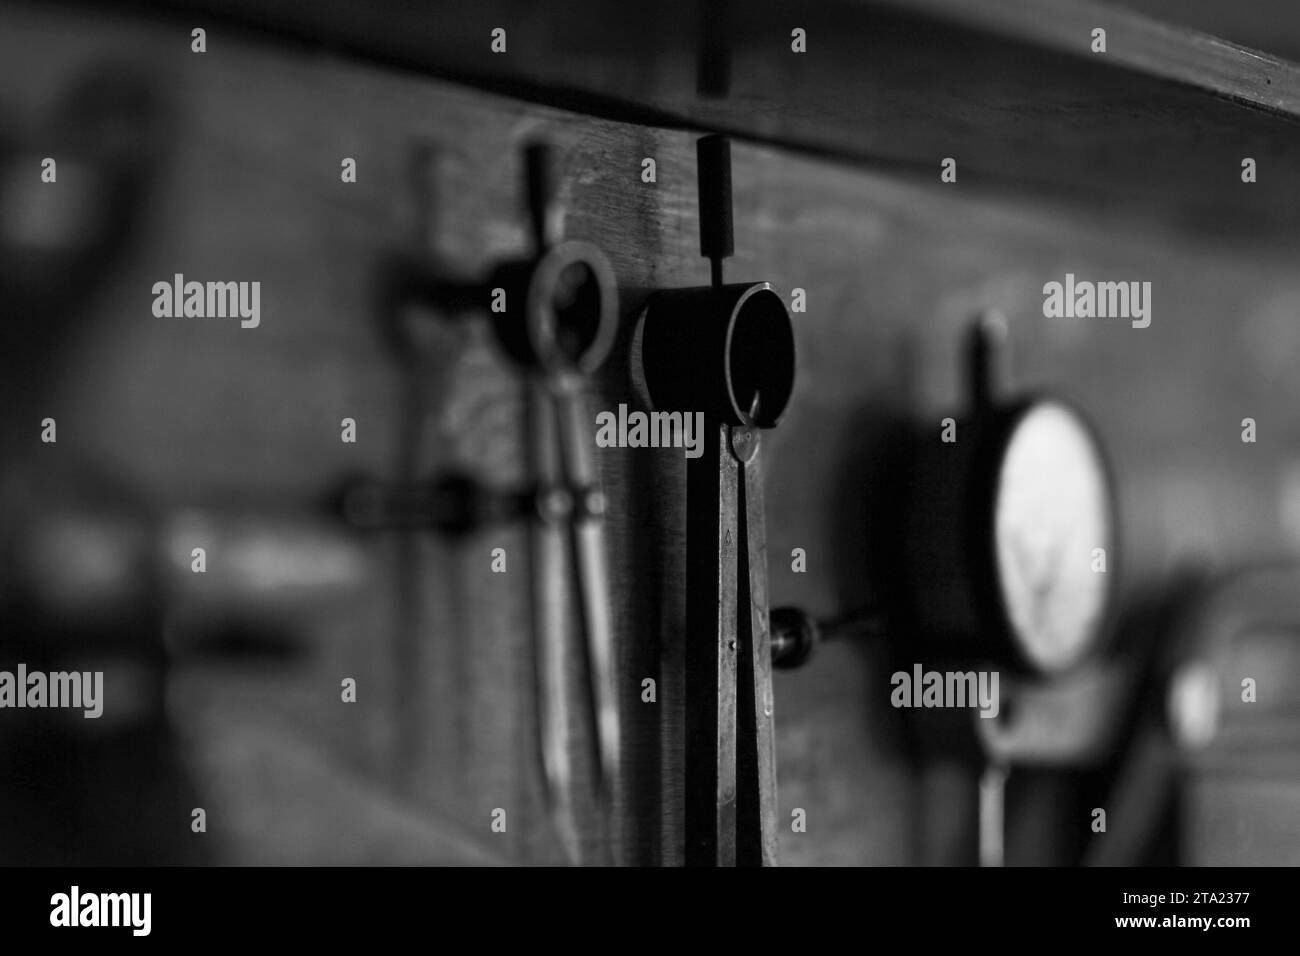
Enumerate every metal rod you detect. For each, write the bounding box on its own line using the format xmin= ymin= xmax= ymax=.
xmin=697 ymin=135 xmax=733 ymax=289
xmin=979 ymin=762 xmax=1008 ymax=867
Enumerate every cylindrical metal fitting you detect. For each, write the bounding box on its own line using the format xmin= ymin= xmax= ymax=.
xmin=639 ymin=281 xmax=796 ymax=428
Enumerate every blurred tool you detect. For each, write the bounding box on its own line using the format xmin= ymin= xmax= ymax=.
xmin=0 ymin=65 xmax=185 ymax=865
xmin=767 ymin=603 xmax=883 ymax=669
xmin=904 ymin=311 xmax=1117 ymax=676
xmin=768 ymin=313 xmax=1122 ymax=865
xmin=1085 ymin=563 xmax=1300 ymax=866
xmin=343 ymin=141 xmax=622 ymax=864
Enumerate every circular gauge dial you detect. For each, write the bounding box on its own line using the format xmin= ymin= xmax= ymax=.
xmin=992 ymin=402 xmax=1113 ymax=672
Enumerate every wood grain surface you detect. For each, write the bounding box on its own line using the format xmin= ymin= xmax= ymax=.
xmin=84 ymin=0 xmax=1300 ymax=235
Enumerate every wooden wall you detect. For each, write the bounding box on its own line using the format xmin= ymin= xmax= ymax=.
xmin=3 ymin=2 xmax=1299 ymax=864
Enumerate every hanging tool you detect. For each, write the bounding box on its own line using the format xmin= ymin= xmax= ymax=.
xmin=341 ymin=141 xmax=621 ymax=864
xmin=903 ymin=311 xmax=1118 ymax=675
xmin=640 ymin=135 xmax=796 ymax=866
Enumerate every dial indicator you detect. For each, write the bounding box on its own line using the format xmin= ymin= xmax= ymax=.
xmin=992 ymin=401 xmax=1113 ymax=672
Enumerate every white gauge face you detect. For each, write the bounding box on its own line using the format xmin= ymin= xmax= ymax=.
xmin=993 ymin=402 xmax=1112 ymax=672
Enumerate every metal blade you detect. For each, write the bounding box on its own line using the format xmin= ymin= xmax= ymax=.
xmin=527 ymin=379 xmax=581 ymax=863
xmin=553 ymin=379 xmax=621 ymax=803
xmin=736 ymin=435 xmax=779 ymax=866
xmin=684 ymin=422 xmax=739 ymax=866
